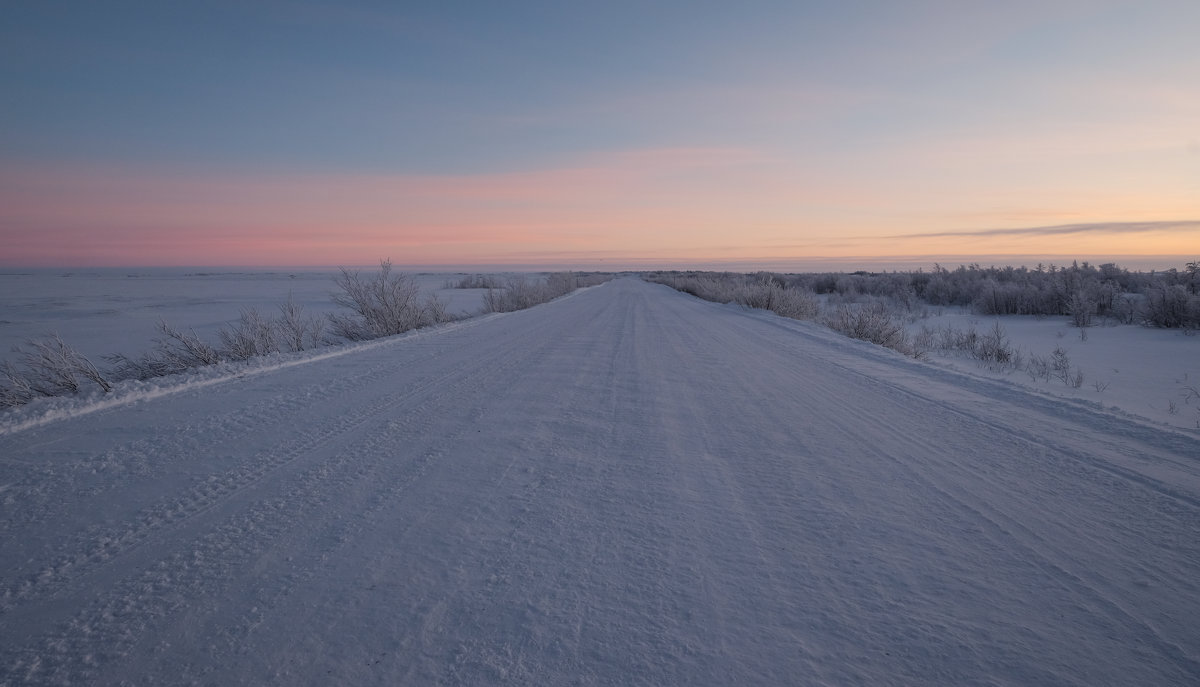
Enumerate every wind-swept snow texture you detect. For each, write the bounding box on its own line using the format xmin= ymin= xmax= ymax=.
xmin=2 ymin=278 xmax=1198 ymax=686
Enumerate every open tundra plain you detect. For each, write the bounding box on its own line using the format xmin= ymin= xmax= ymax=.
xmin=2 ymin=277 xmax=1200 ymax=685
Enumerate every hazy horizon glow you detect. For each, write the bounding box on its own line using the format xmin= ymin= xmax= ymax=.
xmin=2 ymin=1 xmax=1197 ymax=270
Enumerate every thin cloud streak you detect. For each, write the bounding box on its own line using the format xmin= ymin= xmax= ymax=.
xmin=890 ymin=220 xmax=1200 ymax=240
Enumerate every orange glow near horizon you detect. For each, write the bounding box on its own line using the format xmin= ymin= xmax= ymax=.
xmin=2 ymin=151 xmax=1197 ymax=270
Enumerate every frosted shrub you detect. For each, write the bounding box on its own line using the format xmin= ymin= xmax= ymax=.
xmin=483 ymin=277 xmax=543 ymax=312
xmin=1112 ymin=294 xmax=1138 ymax=324
xmin=649 ymin=273 xmax=818 ymax=321
xmin=1026 ymin=353 xmax=1052 ymax=383
xmin=329 ymin=260 xmax=443 ymax=340
xmin=1050 ymin=346 xmax=1071 ymax=378
xmin=575 ymin=273 xmax=613 ymax=288
xmin=973 ymin=281 xmax=1028 ymax=316
xmin=107 ymin=320 xmax=223 ymax=380
xmin=326 ymin=313 xmax=371 ymax=342
xmin=735 ymin=278 xmax=780 ymax=310
xmin=277 ymin=295 xmax=325 ymax=352
xmin=912 ymin=325 xmax=937 ymax=355
xmin=482 ymin=273 xmax=585 ymax=313
xmin=1140 ymin=285 xmax=1197 ymax=329
xmin=822 ymin=303 xmax=911 ymax=353
xmin=975 ymin=322 xmax=1019 ymax=372
xmin=0 ymin=361 xmax=34 ymax=408
xmin=934 ymin=324 xmax=979 ymax=354
xmin=1068 ymin=292 xmax=1096 ymax=328
xmin=545 ymin=272 xmax=578 ymax=297
xmin=662 ymin=274 xmax=740 ymax=304
xmin=769 ymin=286 xmax=820 ymax=320
xmin=734 ymin=278 xmax=820 ymax=320
xmin=0 ymin=334 xmax=112 ymax=406
xmin=924 ymin=322 xmax=1018 ymax=372
xmin=423 ymin=293 xmax=450 ymax=325
xmin=218 ymin=308 xmax=280 ymax=361
xmin=449 ymin=274 xmax=502 ymax=289
xmin=1045 ymin=345 xmax=1084 ymax=387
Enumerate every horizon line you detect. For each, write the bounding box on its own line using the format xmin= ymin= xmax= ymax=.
xmin=1 ymin=253 xmax=1195 ymax=274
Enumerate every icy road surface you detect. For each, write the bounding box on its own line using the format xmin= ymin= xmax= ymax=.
xmin=2 ymin=278 xmax=1199 ymax=685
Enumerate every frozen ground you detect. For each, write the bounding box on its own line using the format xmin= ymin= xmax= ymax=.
xmin=2 ymin=278 xmax=1199 ymax=685
xmin=905 ymin=309 xmax=1200 ymax=430
xmin=0 ymin=268 xmax=490 ymax=364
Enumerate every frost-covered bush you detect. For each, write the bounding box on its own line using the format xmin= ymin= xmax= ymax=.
xmin=974 ymin=322 xmax=1020 ymax=372
xmin=448 ymin=273 xmax=503 ymax=289
xmin=218 ymin=308 xmax=280 ymax=361
xmin=767 ymin=285 xmax=820 ymax=320
xmin=1112 ymin=294 xmax=1138 ymax=325
xmin=661 ymin=274 xmax=740 ymax=304
xmin=1026 ymin=353 xmax=1052 ymax=383
xmin=481 ymin=272 xmax=590 ymax=313
xmin=423 ymin=293 xmax=449 ymax=326
xmin=735 ymin=277 xmax=820 ymax=320
xmin=1067 ymin=292 xmax=1096 ymax=328
xmin=0 ymin=362 xmax=34 ymax=408
xmin=277 ymin=295 xmax=325 ymax=352
xmin=483 ymin=276 xmax=546 ymax=312
xmin=647 ymin=272 xmax=819 ymax=321
xmin=1047 ymin=345 xmax=1085 ymax=387
xmin=921 ymin=322 xmax=1020 ymax=372
xmin=1139 ymin=285 xmax=1199 ymax=329
xmin=0 ymin=334 xmax=112 ymax=406
xmin=106 ymin=320 xmax=224 ymax=380
xmin=822 ymin=303 xmax=910 ymax=353
xmin=329 ymin=260 xmax=447 ymax=340
xmin=108 ymin=297 xmax=331 ymax=380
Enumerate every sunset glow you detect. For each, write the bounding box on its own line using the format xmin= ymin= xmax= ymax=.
xmin=2 ymin=2 xmax=1197 ymax=270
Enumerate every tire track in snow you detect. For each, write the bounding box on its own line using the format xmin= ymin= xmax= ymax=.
xmin=211 ymin=293 xmax=632 ymax=684
xmin=807 ymin=392 xmax=1200 ymax=682
xmin=716 ymin=293 xmax=1200 ymax=501
xmin=708 ymin=298 xmax=1200 ymax=678
xmin=0 ymin=343 xmax=454 ymax=614
xmin=641 ymin=283 xmax=1200 ymax=684
xmin=177 ymin=312 xmax=574 ymax=682
xmin=1 ymin=307 xmax=567 ymax=683
xmin=785 ymin=343 xmax=1199 ymax=680
xmin=0 ymin=334 xmax=445 ymax=532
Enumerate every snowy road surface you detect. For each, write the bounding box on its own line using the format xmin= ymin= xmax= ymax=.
xmin=2 ymin=277 xmax=1199 ymax=685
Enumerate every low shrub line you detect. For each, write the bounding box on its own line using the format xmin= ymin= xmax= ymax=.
xmin=1 ymin=263 xmax=610 ymax=409
xmin=646 ymin=272 xmax=918 ymax=356
xmin=645 ymin=269 xmax=1181 ymax=395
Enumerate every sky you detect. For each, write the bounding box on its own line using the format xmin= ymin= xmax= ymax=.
xmin=1 ymin=0 xmax=1197 ymax=271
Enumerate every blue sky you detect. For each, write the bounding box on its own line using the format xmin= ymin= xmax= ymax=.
xmin=2 ymin=0 xmax=1197 ymax=267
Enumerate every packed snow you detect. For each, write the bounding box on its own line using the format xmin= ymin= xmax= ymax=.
xmin=2 ymin=277 xmax=1199 ymax=685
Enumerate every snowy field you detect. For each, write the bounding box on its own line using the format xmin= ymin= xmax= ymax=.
xmin=905 ymin=309 xmax=1200 ymax=431
xmin=2 ymin=277 xmax=1200 ymax=684
xmin=0 ymin=268 xmax=491 ymax=364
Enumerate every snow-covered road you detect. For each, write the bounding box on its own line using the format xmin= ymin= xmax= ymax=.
xmin=2 ymin=277 xmax=1199 ymax=685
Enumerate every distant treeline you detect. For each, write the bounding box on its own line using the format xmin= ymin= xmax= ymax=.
xmin=649 ymin=261 xmax=1200 ymax=329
